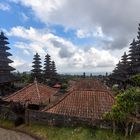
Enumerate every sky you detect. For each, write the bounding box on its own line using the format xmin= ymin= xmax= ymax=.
xmin=0 ymin=0 xmax=140 ymax=74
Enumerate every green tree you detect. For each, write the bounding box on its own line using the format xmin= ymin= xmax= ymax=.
xmin=131 ymin=73 xmax=140 ymax=86
xmin=104 ymin=87 xmax=140 ymax=137
xmin=112 ymin=85 xmax=119 ymax=96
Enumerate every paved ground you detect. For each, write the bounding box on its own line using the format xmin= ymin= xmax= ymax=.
xmin=0 ymin=127 xmax=37 ymax=140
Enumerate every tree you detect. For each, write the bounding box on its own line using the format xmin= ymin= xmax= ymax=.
xmin=111 ymin=85 xmax=119 ymax=96
xmin=31 ymin=53 xmax=42 ymax=82
xmin=20 ymin=72 xmax=32 ymax=84
xmin=104 ymin=105 xmax=120 ymax=135
xmin=83 ymin=72 xmax=86 ymax=78
xmin=104 ymin=87 xmax=140 ymax=137
xmin=90 ymin=73 xmax=93 ymax=78
xmin=131 ymin=73 xmax=140 ymax=87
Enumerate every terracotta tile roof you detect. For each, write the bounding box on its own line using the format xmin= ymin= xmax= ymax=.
xmin=4 ymin=82 xmax=58 ymax=105
xmin=43 ymin=79 xmax=115 ymax=120
xmin=72 ymin=79 xmax=108 ymax=91
xmin=53 ymin=83 xmax=61 ymax=88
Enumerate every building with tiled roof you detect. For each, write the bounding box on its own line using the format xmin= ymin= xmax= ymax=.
xmin=4 ymin=81 xmax=58 ymax=106
xmin=53 ymin=83 xmax=61 ymax=88
xmin=43 ymin=81 xmax=114 ymax=121
xmin=22 ymin=79 xmax=115 ymax=127
xmin=70 ymin=78 xmax=108 ymax=91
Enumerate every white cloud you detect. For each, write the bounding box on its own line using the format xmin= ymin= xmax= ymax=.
xmin=20 ymin=12 xmax=29 ymax=22
xmin=6 ymin=0 xmax=139 ymax=73
xmin=0 ymin=3 xmax=10 ymax=11
xmin=11 ymin=58 xmax=25 ymax=67
xmin=8 ymin=26 xmax=117 ymax=73
xmin=76 ymin=27 xmax=113 ymax=42
xmin=23 ymin=49 xmax=30 ymax=55
xmin=76 ymin=29 xmax=90 ymax=38
xmin=10 ymin=57 xmax=31 ymax=72
xmin=93 ymin=27 xmax=104 ymax=38
xmin=10 ymin=0 xmax=140 ymax=50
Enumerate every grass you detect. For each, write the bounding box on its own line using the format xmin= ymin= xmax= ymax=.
xmin=20 ymin=124 xmax=140 ymax=140
xmin=22 ymin=124 xmax=94 ymax=140
xmin=0 ymin=119 xmax=14 ymax=128
xmin=0 ymin=119 xmax=140 ymax=140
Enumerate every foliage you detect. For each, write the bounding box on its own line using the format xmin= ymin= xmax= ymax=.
xmin=59 ymin=83 xmax=68 ymax=93
xmin=131 ymin=73 xmax=140 ymax=86
xmin=61 ymin=83 xmax=68 ymax=90
xmin=104 ymin=87 xmax=140 ymax=137
xmin=15 ymin=72 xmax=33 ymax=83
xmin=0 ymin=119 xmax=140 ymax=140
xmin=112 ymin=85 xmax=119 ymax=96
xmin=0 ymin=119 xmax=14 ymax=128
xmin=20 ymin=124 xmax=140 ymax=140
xmin=83 ymin=72 xmax=86 ymax=78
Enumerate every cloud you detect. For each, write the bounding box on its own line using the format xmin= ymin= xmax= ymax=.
xmin=76 ymin=29 xmax=90 ymax=39
xmin=7 ymin=26 xmax=117 ymax=72
xmin=11 ymin=58 xmax=25 ymax=67
xmin=50 ymin=39 xmax=75 ymax=58
xmin=10 ymin=57 xmax=31 ymax=72
xmin=0 ymin=2 xmax=10 ymax=11
xmin=13 ymin=41 xmax=46 ymax=54
xmin=11 ymin=0 xmax=140 ymax=50
xmin=76 ymin=27 xmax=105 ymax=39
xmin=20 ymin=12 xmax=29 ymax=22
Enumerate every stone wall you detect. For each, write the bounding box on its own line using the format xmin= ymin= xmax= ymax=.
xmin=0 ymin=105 xmax=16 ymax=120
xmin=25 ymin=109 xmax=111 ymax=128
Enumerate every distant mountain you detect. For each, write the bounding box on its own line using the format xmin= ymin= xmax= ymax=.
xmin=59 ymin=72 xmax=111 ymax=76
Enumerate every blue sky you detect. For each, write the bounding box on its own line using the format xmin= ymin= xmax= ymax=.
xmin=0 ymin=0 xmax=138 ymax=73
xmin=0 ymin=1 xmax=94 ymax=46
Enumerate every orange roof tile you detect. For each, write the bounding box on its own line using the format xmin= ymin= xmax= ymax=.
xmin=53 ymin=83 xmax=61 ymax=88
xmin=4 ymin=82 xmax=58 ymax=105
xmin=43 ymin=89 xmax=114 ymax=120
xmin=72 ymin=79 xmax=107 ymax=91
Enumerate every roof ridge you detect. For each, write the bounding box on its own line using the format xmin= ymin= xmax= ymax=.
xmin=37 ymin=83 xmax=57 ymax=92
xmin=34 ymin=80 xmax=41 ymax=104
xmin=42 ymin=90 xmax=74 ymax=112
xmin=73 ymin=89 xmax=108 ymax=91
xmin=4 ymin=83 xmax=34 ymax=100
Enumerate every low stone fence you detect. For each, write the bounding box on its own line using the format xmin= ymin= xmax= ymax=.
xmin=0 ymin=105 xmax=16 ymax=120
xmin=0 ymin=102 xmax=25 ymax=123
xmin=25 ymin=109 xmax=111 ymax=128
